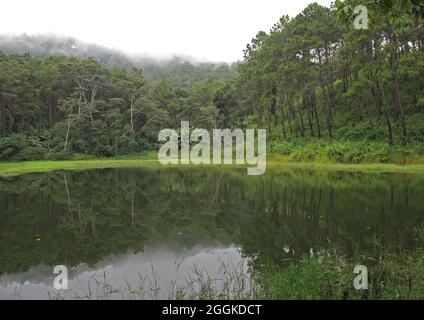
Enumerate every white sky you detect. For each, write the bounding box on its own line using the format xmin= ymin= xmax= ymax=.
xmin=0 ymin=0 xmax=333 ymax=62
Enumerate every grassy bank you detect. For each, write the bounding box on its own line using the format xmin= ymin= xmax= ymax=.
xmin=269 ymin=139 xmax=424 ymax=164
xmin=172 ymin=250 xmax=424 ymax=300
xmin=3 ymin=138 xmax=424 ymax=177
xmin=2 ymin=156 xmax=424 ymax=177
xmin=255 ymin=249 xmax=424 ymax=300
xmin=0 ymin=159 xmax=162 ymax=177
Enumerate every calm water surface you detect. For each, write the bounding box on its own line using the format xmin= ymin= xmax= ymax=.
xmin=0 ymin=167 xmax=423 ymax=299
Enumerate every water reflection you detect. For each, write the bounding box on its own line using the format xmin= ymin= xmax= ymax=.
xmin=0 ymin=246 xmax=244 ymax=299
xmin=0 ymin=167 xmax=423 ymax=298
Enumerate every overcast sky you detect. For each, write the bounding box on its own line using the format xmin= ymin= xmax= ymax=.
xmin=0 ymin=0 xmax=333 ymax=62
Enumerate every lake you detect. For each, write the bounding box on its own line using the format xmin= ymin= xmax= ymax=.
xmin=0 ymin=166 xmax=423 ymax=299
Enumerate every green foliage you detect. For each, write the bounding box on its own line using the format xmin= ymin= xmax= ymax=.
xmin=237 ymin=0 xmax=424 ymax=153
xmin=0 ymin=134 xmax=46 ymax=161
xmin=257 ymin=249 xmax=424 ymax=299
xmin=0 ymin=35 xmax=238 ymax=85
xmin=0 ymin=1 xmax=423 ymax=163
xmin=268 ymin=137 xmax=424 ymax=164
xmin=0 ymin=50 xmax=237 ymax=161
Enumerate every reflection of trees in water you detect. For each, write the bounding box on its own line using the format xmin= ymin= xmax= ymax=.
xmin=0 ymin=168 xmax=423 ymax=274
xmin=234 ymin=172 xmax=424 ymax=266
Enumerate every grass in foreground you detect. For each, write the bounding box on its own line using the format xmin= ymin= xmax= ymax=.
xmin=42 ymin=249 xmax=424 ymax=300
xmin=256 ymin=249 xmax=424 ymax=300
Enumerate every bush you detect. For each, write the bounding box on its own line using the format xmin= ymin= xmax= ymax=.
xmin=15 ymin=146 xmax=46 ymax=161
xmin=50 ymin=151 xmax=73 ymax=160
xmin=95 ymin=145 xmax=115 ymax=157
xmin=268 ymin=138 xmax=400 ymax=164
xmin=270 ymin=141 xmax=294 ymax=155
xmin=0 ymin=134 xmax=47 ymax=161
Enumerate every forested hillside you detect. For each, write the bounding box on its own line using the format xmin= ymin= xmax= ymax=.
xmin=0 ymin=34 xmax=238 ymax=87
xmin=0 ymin=0 xmax=424 ymax=163
xmin=0 ymin=52 xmax=238 ymax=160
xmin=236 ymin=0 xmax=424 ymax=162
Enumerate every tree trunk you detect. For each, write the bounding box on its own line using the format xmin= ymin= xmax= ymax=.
xmin=0 ymin=94 xmax=3 ymax=135
xmin=299 ymin=105 xmax=305 ymax=138
xmin=389 ymin=29 xmax=407 ymax=143
xmin=277 ymin=93 xmax=287 ymax=139
xmin=317 ymin=47 xmax=332 ymax=139
xmin=64 ymin=114 xmax=71 ymax=152
xmin=381 ymin=87 xmax=393 ymax=146
xmin=304 ymin=92 xmax=314 ymax=137
xmin=286 ymin=101 xmax=293 ymax=135
xmin=311 ymin=91 xmax=321 ymax=138
xmin=130 ymin=98 xmax=135 ymax=133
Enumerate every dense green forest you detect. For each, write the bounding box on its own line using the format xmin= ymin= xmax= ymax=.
xmin=0 ymin=0 xmax=423 ymax=163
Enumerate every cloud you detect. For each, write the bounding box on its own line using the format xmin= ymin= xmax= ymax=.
xmin=0 ymin=0 xmax=333 ymax=62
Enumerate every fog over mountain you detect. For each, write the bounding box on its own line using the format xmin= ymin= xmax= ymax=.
xmin=0 ymin=34 xmax=238 ymax=85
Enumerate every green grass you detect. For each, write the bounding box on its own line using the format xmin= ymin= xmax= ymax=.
xmin=2 ymin=155 xmax=424 ymax=177
xmin=0 ymin=159 xmax=162 ymax=177
xmin=255 ymin=249 xmax=424 ymax=300
xmin=266 ymin=160 xmax=424 ymax=174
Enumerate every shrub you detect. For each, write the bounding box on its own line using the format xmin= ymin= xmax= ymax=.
xmin=50 ymin=151 xmax=73 ymax=160
xmin=0 ymin=134 xmax=47 ymax=161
